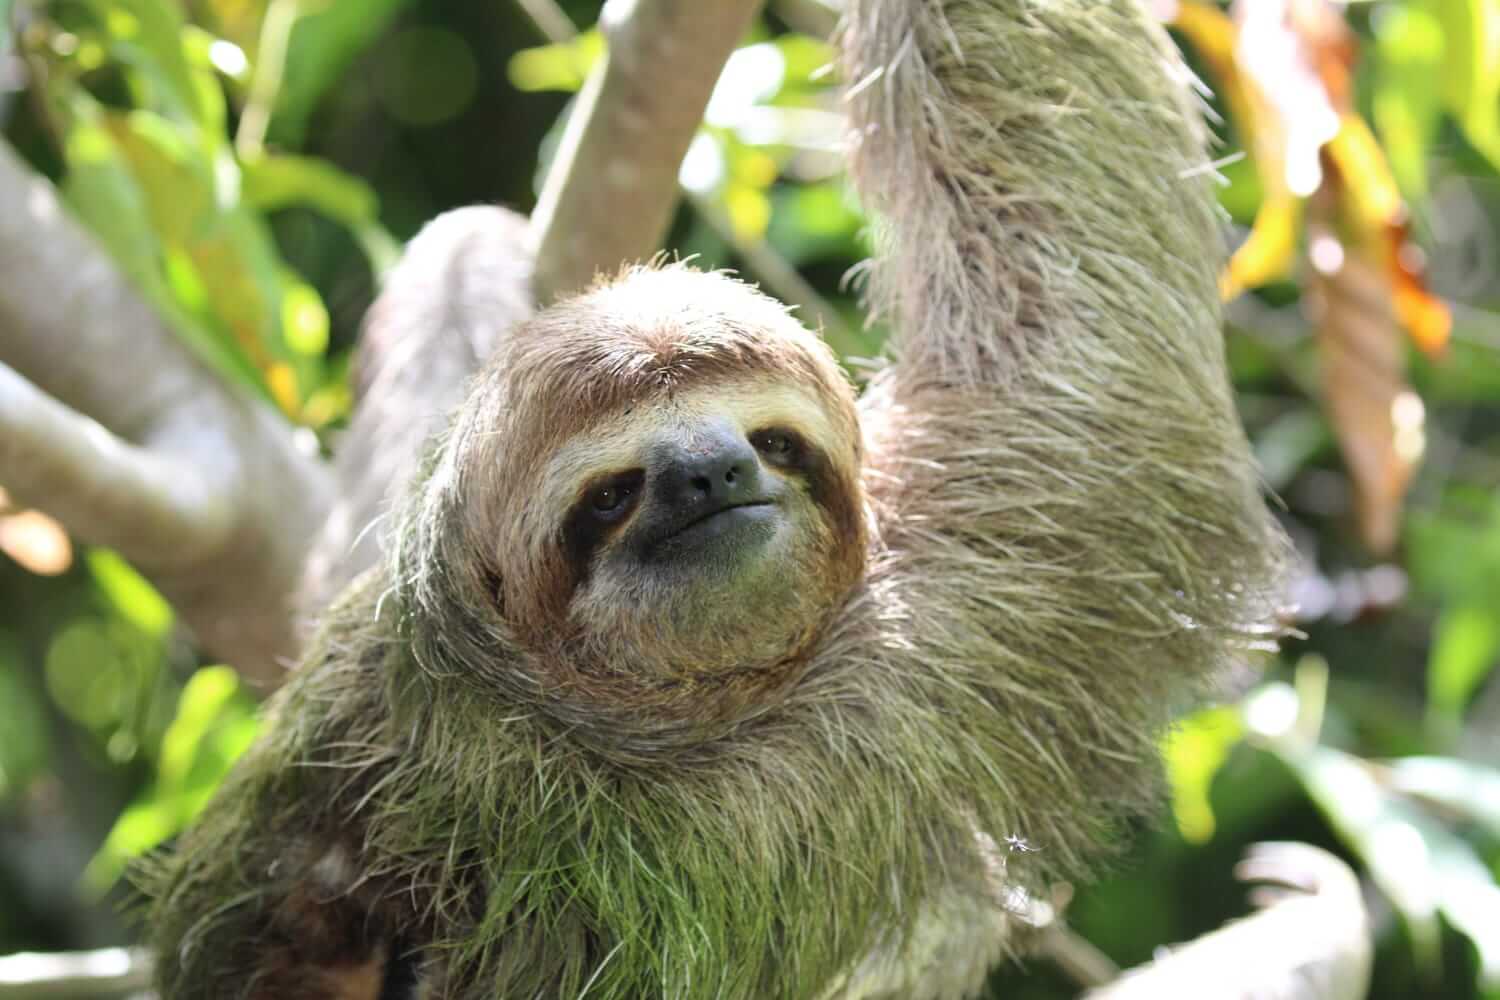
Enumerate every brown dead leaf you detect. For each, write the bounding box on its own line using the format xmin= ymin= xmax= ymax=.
xmin=1306 ymin=187 xmax=1424 ymax=554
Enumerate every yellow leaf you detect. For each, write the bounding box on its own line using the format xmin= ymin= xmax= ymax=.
xmin=266 ymin=361 xmax=301 ymax=416
xmin=1222 ymin=193 xmax=1300 ymax=300
xmin=724 ymin=184 xmax=771 ymax=241
xmin=1325 ymin=114 xmax=1403 ymax=236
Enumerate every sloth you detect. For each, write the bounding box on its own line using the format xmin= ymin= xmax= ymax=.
xmin=145 ymin=1 xmax=1288 ymax=998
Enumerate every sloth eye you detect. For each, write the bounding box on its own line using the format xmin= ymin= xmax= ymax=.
xmin=592 ymin=484 xmax=631 ymax=514
xmin=752 ymin=429 xmax=801 ymax=466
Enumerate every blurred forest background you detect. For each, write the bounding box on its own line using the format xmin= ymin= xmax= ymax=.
xmin=0 ymin=0 xmax=1498 ymax=996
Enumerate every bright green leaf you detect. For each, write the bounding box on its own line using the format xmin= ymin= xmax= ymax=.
xmin=88 ymin=665 xmax=259 ymax=889
xmin=241 ymin=153 xmax=378 ymax=223
xmin=80 ymin=0 xmax=208 ymax=127
xmin=1163 ymin=706 xmax=1245 ymax=844
xmin=1373 ymin=6 xmax=1445 ymax=197
xmin=773 ymin=33 xmax=835 ymax=90
xmin=54 ymin=93 xmax=267 ymax=398
xmin=1427 ymin=0 xmax=1500 ymax=172
xmin=87 ymin=549 xmax=172 ymax=639
xmin=1428 ymin=602 xmax=1500 ymax=717
xmin=282 ymin=282 xmax=330 ymax=356
xmin=509 ymin=29 xmax=604 ymax=93
xmin=158 ymin=665 xmax=244 ymax=786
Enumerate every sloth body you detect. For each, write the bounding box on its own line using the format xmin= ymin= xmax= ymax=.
xmin=148 ymin=2 xmax=1287 ymax=998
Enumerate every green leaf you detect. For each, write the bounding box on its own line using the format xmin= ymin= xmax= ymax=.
xmin=158 ymin=666 xmax=251 ymax=787
xmin=0 ymin=0 xmax=13 ymax=56
xmin=772 ymin=33 xmax=835 ymax=93
xmin=1163 ymin=706 xmax=1244 ymax=844
xmin=1427 ymin=0 xmax=1500 ymax=171
xmin=87 ymin=665 xmax=259 ymax=889
xmin=241 ymin=153 xmax=377 ymax=222
xmin=509 ymin=29 xmax=604 ymax=93
xmin=87 ymin=549 xmax=173 ymax=638
xmin=1428 ymin=603 xmax=1500 ymax=717
xmin=269 ymin=0 xmax=413 ymax=145
xmin=281 ymin=281 xmax=330 ymax=357
xmin=79 ymin=0 xmax=209 ymax=128
xmin=104 ymin=108 xmax=214 ymax=241
xmin=53 ymin=93 xmax=266 ymax=398
xmin=1373 ymin=6 xmax=1445 ymax=198
xmin=766 ymin=182 xmax=866 ymax=265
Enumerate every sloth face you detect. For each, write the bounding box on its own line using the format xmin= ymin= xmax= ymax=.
xmin=551 ymin=381 xmax=856 ymax=679
xmin=426 ymin=266 xmax=867 ymax=710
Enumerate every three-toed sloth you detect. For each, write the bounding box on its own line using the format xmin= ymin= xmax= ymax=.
xmin=146 ymin=1 xmax=1288 ymax=998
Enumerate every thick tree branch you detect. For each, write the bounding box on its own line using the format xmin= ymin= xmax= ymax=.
xmin=0 ymin=141 xmax=332 ymax=688
xmin=519 ymin=0 xmax=852 ymax=346
xmin=0 ymin=363 xmax=231 ymax=561
xmin=530 ymin=0 xmax=767 ymax=302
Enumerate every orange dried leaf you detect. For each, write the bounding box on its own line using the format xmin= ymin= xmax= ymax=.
xmin=1324 ymin=116 xmax=1451 ymax=357
xmin=1388 ymin=220 xmax=1451 ymax=357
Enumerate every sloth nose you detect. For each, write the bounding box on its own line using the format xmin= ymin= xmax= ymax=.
xmin=654 ymin=427 xmax=762 ymax=511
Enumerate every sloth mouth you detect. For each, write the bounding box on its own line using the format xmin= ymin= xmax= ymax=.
xmin=651 ymin=500 xmax=777 ymax=550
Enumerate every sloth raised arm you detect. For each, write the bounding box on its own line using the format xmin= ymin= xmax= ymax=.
xmin=144 ymin=2 xmax=1290 ymax=998
xmin=839 ymin=0 xmax=1288 ymax=881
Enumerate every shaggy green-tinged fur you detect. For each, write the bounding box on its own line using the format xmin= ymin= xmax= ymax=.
xmin=146 ymin=1 xmax=1288 ymax=997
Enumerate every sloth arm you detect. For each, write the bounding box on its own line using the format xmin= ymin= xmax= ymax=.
xmin=837 ymin=1 xmax=1284 ymax=850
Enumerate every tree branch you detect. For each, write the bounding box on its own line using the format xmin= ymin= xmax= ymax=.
xmin=0 ymin=141 xmax=332 ymax=688
xmin=0 ymin=363 xmax=231 ymax=562
xmin=0 ymin=948 xmax=151 ymax=998
xmin=518 ymin=0 xmax=853 ymax=348
xmin=530 ymin=0 xmax=767 ymax=303
xmin=1086 ymin=843 xmax=1371 ymax=1000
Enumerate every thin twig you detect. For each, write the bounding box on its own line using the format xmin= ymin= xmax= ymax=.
xmin=515 ymin=0 xmax=576 ymax=44
xmin=235 ymin=0 xmax=299 ymax=157
xmin=1036 ymin=923 xmax=1120 ymax=989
